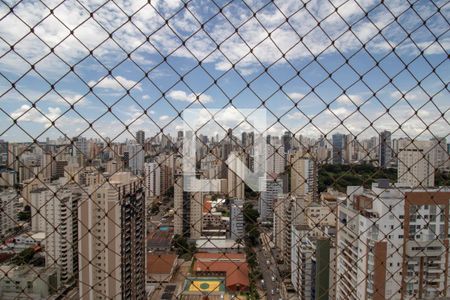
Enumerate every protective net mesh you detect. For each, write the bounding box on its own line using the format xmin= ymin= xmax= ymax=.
xmin=0 ymin=0 xmax=449 ymax=299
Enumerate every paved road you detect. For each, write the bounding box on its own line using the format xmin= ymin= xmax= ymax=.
xmin=255 ymin=229 xmax=284 ymax=300
xmin=256 ymin=229 xmax=288 ymax=300
xmin=255 ymin=246 xmax=283 ymax=300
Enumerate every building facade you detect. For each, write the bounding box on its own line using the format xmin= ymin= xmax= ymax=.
xmin=397 ymin=140 xmax=434 ymax=187
xmin=174 ymin=173 xmax=203 ymax=239
xmin=379 ymin=130 xmax=392 ymax=168
xmin=30 ymin=181 xmax=80 ymax=283
xmin=336 ymin=182 xmax=450 ymax=300
xmin=78 ymin=172 xmax=145 ymax=300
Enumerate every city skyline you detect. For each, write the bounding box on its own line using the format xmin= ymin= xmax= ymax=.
xmin=0 ymin=0 xmax=449 ymax=299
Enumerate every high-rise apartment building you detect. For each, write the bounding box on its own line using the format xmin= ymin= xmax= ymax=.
xmin=429 ymin=137 xmax=448 ymax=171
xmin=227 ymin=151 xmax=245 ymax=200
xmin=266 ymin=137 xmax=285 ymax=177
xmin=136 ymin=130 xmax=145 ymax=146
xmin=78 ymin=172 xmax=145 ymax=300
xmin=125 ymin=142 xmax=144 ymax=175
xmin=241 ymin=132 xmax=248 ymax=149
xmin=291 ymin=225 xmax=335 ymax=300
xmin=273 ymin=194 xmax=296 ymax=264
xmin=174 ymin=173 xmax=203 ymax=239
xmin=200 ymin=153 xmax=221 ymax=180
xmin=0 ymin=189 xmax=19 ymax=238
xmin=0 ymin=139 xmax=8 ymax=167
xmin=230 ymin=199 xmax=244 ymax=240
xmin=157 ymin=153 xmax=176 ymax=195
xmin=332 ymin=133 xmax=345 ymax=164
xmin=336 ymin=182 xmax=450 ymax=300
xmin=290 ymin=151 xmax=317 ymax=200
xmin=282 ymin=131 xmax=292 ymax=152
xmin=343 ymin=134 xmax=354 ymax=164
xmin=72 ymin=136 xmax=88 ymax=158
xmin=259 ymin=178 xmax=283 ymax=221
xmin=30 ymin=181 xmax=80 ymax=283
xmin=144 ymin=161 xmax=161 ymax=204
xmin=397 ymin=140 xmax=434 ymax=187
xmin=379 ymin=130 xmax=392 ymax=168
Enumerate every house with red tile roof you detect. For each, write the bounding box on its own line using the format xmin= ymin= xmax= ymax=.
xmin=147 ymin=253 xmax=178 ymax=283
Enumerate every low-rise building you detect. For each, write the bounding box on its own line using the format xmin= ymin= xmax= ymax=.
xmin=0 ymin=265 xmax=59 ymax=299
xmin=193 ymin=252 xmax=249 ymax=292
xmin=147 ymin=253 xmax=178 ymax=283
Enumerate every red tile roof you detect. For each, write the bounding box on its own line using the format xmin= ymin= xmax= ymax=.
xmin=147 ymin=253 xmax=177 ymax=275
xmin=193 ymin=253 xmax=249 ymax=290
xmin=203 ymin=200 xmax=212 ymax=213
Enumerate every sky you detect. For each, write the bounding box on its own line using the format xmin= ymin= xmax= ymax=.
xmin=0 ymin=0 xmax=448 ymax=143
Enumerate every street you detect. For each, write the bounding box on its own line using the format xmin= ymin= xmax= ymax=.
xmin=254 ymin=229 xmax=284 ymax=300
xmin=255 ymin=246 xmax=281 ymax=300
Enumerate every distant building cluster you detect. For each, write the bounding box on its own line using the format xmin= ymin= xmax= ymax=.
xmin=0 ymin=129 xmax=448 ymax=299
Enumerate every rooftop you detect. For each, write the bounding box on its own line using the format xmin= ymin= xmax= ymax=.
xmin=0 ymin=265 xmax=57 ymax=279
xmin=196 ymin=239 xmax=244 ymax=251
xmin=147 ymin=253 xmax=177 ymax=275
xmin=193 ymin=254 xmax=249 ymax=290
xmin=148 ymin=229 xmax=173 ymax=250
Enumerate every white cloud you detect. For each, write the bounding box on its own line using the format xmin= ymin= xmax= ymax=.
xmin=167 ymin=90 xmax=213 ymax=103
xmin=336 ymin=94 xmax=363 ymax=105
xmin=89 ymin=76 xmax=142 ymax=91
xmin=0 ymin=0 xmax=442 ymax=77
xmin=287 ymin=92 xmax=305 ymax=101
xmin=0 ymin=0 xmax=448 ymax=141
xmin=11 ymin=104 xmax=62 ymax=127
xmin=390 ymin=90 xmax=421 ymax=101
xmin=287 ymin=111 xmax=304 ymax=120
xmin=51 ymin=93 xmax=87 ymax=106
xmin=159 ymin=115 xmax=170 ymax=121
xmin=326 ymin=107 xmax=352 ymax=118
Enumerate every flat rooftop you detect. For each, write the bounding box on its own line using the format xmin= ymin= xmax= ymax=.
xmin=196 ymin=239 xmax=244 ymax=250
xmin=147 ymin=229 xmax=173 ymax=250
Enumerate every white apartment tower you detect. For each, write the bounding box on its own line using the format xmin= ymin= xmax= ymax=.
xmin=0 ymin=189 xmax=19 ymax=238
xmin=336 ymin=182 xmax=450 ymax=300
xmin=267 ymin=138 xmax=285 ymax=177
xmin=227 ymin=151 xmax=245 ymax=200
xmin=30 ymin=181 xmax=80 ymax=283
xmin=290 ymin=151 xmax=317 ymax=200
xmin=78 ymin=172 xmax=145 ymax=300
xmin=429 ymin=137 xmax=448 ymax=171
xmin=144 ymin=161 xmax=161 ymax=203
xmin=174 ymin=173 xmax=203 ymax=239
xmin=397 ymin=140 xmax=434 ymax=187
xmin=259 ymin=178 xmax=283 ymax=221
xmin=200 ymin=153 xmax=222 ymax=180
xmin=273 ymin=194 xmax=296 ymax=263
xmin=125 ymin=142 xmax=144 ymax=175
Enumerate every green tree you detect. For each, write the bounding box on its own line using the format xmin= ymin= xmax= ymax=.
xmin=171 ymin=234 xmax=197 ymax=259
xmin=18 ymin=210 xmax=31 ymax=222
xmin=164 ymin=186 xmax=174 ymax=198
xmin=12 ymin=247 xmax=35 ymax=265
xmin=150 ymin=203 xmax=160 ymax=215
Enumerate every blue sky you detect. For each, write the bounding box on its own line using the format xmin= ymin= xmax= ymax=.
xmin=0 ymin=0 xmax=448 ymax=142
